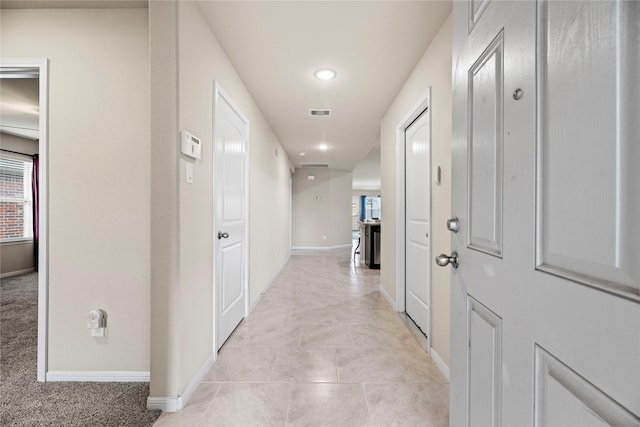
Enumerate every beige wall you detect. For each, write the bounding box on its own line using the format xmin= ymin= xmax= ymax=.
xmin=0 ymin=133 xmax=39 ymax=276
xmin=1 ymin=241 xmax=34 ymax=276
xmin=293 ymin=168 xmax=352 ymax=248
xmin=380 ymin=15 xmax=452 ymax=367
xmin=1 ymin=9 xmax=151 ymax=371
xmin=149 ymin=1 xmax=293 ymax=399
xmin=149 ymin=0 xmax=180 ymax=397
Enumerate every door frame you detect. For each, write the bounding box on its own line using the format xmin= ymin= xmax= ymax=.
xmin=0 ymin=58 xmax=49 ymax=382
xmin=395 ymin=88 xmax=432 ymax=345
xmin=212 ymin=81 xmax=250 ymax=352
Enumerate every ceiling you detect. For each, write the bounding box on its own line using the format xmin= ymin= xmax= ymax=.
xmin=196 ymin=1 xmax=451 ymax=172
xmin=0 ymin=76 xmax=39 ymax=140
xmin=0 ymin=1 xmax=452 ymax=179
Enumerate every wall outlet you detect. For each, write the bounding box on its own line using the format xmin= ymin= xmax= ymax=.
xmin=87 ymin=309 xmax=107 ymax=337
xmin=322 ymin=234 xmax=327 ymax=240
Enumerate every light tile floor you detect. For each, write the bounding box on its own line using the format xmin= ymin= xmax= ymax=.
xmin=154 ymin=247 xmax=449 ymax=426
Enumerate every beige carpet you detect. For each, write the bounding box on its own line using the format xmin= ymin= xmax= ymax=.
xmin=0 ymin=272 xmax=161 ymax=426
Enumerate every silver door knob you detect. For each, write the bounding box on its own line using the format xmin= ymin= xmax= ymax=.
xmin=217 ymin=232 xmax=229 ymax=240
xmin=446 ymin=217 xmax=459 ymax=233
xmin=436 ymin=251 xmax=459 ymax=269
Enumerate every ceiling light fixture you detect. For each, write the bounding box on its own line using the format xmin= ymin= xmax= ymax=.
xmin=318 ymin=143 xmax=329 ymax=151
xmin=299 ymin=152 xmax=306 ymax=156
xmin=314 ymin=68 xmax=336 ymax=80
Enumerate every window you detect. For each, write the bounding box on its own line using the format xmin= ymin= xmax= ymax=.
xmin=0 ymin=156 xmax=33 ymax=242
xmin=359 ymin=195 xmax=382 ymax=221
xmin=365 ymin=196 xmax=381 ymax=220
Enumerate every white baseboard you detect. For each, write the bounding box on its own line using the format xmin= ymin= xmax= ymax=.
xmin=379 ymin=285 xmax=396 ymax=310
xmin=179 ymin=352 xmax=216 ymax=410
xmin=293 ymin=244 xmax=353 ymax=251
xmin=430 ymin=347 xmax=450 ymax=382
xmin=0 ymin=267 xmax=35 ymax=279
xmin=147 ymin=396 xmax=181 ymax=413
xmin=147 ymin=351 xmax=216 ymax=412
xmin=250 ymin=252 xmax=291 ymax=312
xmin=46 ymin=371 xmax=149 ymax=382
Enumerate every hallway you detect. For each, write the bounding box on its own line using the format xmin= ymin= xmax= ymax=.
xmin=155 ymin=247 xmax=449 ymax=426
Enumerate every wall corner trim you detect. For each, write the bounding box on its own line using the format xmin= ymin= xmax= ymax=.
xmin=146 ymin=351 xmax=216 ymax=413
xmin=147 ymin=396 xmax=182 ymax=413
xmin=46 ymin=371 xmax=150 ymax=382
xmin=179 ymin=352 xmax=216 ymax=410
xmin=430 ymin=347 xmax=450 ymax=381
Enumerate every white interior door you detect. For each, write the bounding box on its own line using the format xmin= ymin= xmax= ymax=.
xmin=405 ymin=108 xmax=431 ymax=336
xmin=450 ymin=1 xmax=640 ymax=425
xmin=214 ymin=84 xmax=248 ymax=351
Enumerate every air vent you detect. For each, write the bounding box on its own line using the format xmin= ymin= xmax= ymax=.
xmin=300 ymin=163 xmax=329 ymax=168
xmin=309 ymin=109 xmax=331 ymax=117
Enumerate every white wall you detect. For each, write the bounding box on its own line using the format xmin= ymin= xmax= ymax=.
xmin=293 ymin=168 xmax=352 ymax=248
xmin=149 ymin=0 xmax=293 ymax=400
xmin=380 ymin=15 xmax=452 ymax=366
xmin=1 ymin=9 xmax=150 ymax=372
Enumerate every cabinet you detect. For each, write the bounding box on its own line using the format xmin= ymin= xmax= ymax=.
xmin=359 ymin=222 xmax=380 ymax=269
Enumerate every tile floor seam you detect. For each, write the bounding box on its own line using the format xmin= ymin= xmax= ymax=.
xmin=195 ymin=384 xmax=222 ymax=427
xmin=283 ymin=384 xmax=293 ymax=427
xmin=361 ymin=382 xmax=374 ymax=426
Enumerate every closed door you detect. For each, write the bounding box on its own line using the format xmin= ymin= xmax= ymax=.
xmin=405 ymin=108 xmax=431 ymax=335
xmin=450 ymin=1 xmax=640 ymax=425
xmin=214 ymin=84 xmax=248 ymax=351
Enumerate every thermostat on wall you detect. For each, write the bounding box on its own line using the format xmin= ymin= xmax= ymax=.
xmin=181 ymin=130 xmax=202 ymax=159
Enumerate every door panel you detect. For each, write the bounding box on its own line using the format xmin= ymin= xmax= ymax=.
xmin=534 ymin=345 xmax=639 ymax=427
xmin=221 ymin=242 xmax=243 ymax=313
xmin=451 ymin=1 xmax=640 ymax=425
xmin=468 ymin=31 xmax=503 ymax=257
xmin=467 ymin=296 xmax=502 ymax=427
xmin=469 ymin=0 xmax=490 ymax=33
xmin=536 ymin=0 xmax=640 ymax=298
xmin=215 ymin=86 xmax=248 ymax=350
xmin=405 ymin=109 xmax=431 ymax=334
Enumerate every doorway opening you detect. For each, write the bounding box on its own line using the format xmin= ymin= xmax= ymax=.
xmin=213 ymin=81 xmax=249 ymax=352
xmin=0 ymin=58 xmax=49 ymax=382
xmin=395 ymin=89 xmax=432 ymax=348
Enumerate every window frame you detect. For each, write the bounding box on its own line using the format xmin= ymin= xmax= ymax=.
xmin=0 ymin=154 xmax=34 ymax=244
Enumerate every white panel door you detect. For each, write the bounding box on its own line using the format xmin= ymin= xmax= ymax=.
xmin=450 ymin=1 xmax=640 ymax=426
xmin=405 ymin=109 xmax=431 ymax=335
xmin=214 ymin=84 xmax=248 ymax=351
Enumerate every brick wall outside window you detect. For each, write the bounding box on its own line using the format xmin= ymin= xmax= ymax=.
xmin=0 ymin=159 xmax=32 ymax=240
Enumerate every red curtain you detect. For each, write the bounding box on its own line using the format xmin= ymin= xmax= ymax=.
xmin=32 ymin=154 xmax=39 ymax=271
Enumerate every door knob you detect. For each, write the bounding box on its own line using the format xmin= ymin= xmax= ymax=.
xmin=436 ymin=251 xmax=459 ymax=269
xmin=217 ymin=231 xmax=229 ymax=240
xmin=446 ymin=217 xmax=459 ymax=233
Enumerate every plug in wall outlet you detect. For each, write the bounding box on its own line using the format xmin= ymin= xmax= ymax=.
xmin=322 ymin=234 xmax=327 ymax=240
xmin=87 ymin=309 xmax=107 ymax=337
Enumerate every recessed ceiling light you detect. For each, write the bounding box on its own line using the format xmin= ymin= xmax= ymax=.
xmin=314 ymin=68 xmax=336 ymax=80
xmin=318 ymin=143 xmax=329 ymax=151
xmin=299 ymin=152 xmax=306 ymax=156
